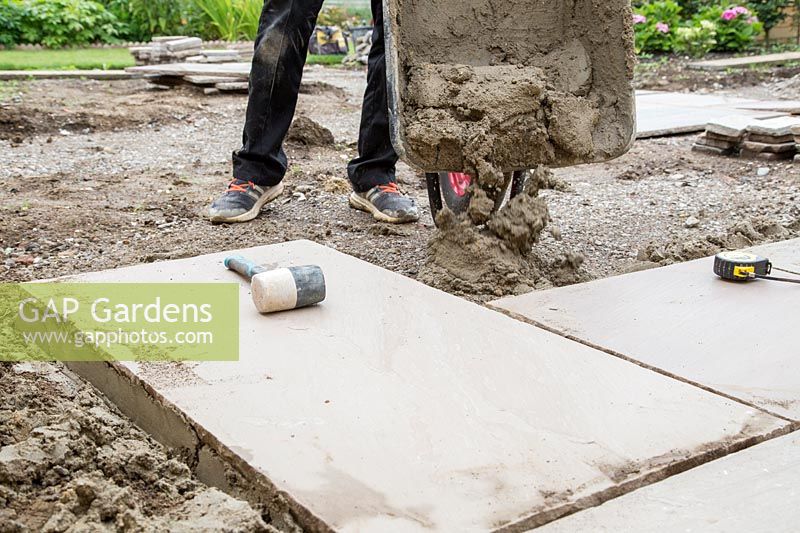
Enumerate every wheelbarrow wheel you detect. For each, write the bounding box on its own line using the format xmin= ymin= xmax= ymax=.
xmin=440 ymin=172 xmax=473 ymax=215
xmin=426 ymin=170 xmax=527 ymax=227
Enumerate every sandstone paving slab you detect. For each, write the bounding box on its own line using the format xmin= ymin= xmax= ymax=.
xmin=736 ymin=100 xmax=800 ymax=114
xmin=635 ymin=92 xmax=786 ymax=138
xmin=688 ymin=51 xmax=800 ymax=71
xmin=538 ymin=431 xmax=800 ymax=532
xmin=741 ymin=140 xmax=796 ymax=154
xmin=765 ymin=238 xmax=800 ymax=274
xmin=127 ymin=62 xmax=364 ymax=95
xmin=706 ymin=114 xmax=761 ymax=138
xmin=747 ymin=115 xmax=800 ymax=136
xmin=491 ymin=238 xmax=800 ymax=420
xmin=64 ymin=241 xmax=788 ymax=532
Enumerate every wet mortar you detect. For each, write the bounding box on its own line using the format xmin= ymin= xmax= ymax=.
xmin=0 ymin=363 xmax=276 ymax=532
xmin=389 ymin=0 xmax=636 ymax=290
xmin=418 ymin=167 xmax=592 ymax=298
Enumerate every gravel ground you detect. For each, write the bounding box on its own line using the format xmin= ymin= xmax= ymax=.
xmin=1 ymin=69 xmax=798 ymax=295
xmin=1 ymin=61 xmax=799 ymax=530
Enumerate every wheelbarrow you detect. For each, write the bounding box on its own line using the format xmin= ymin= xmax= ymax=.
xmin=381 ymin=0 xmax=637 ymax=224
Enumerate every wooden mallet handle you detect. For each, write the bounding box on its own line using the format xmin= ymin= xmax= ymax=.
xmin=224 ymin=255 xmax=268 ymax=281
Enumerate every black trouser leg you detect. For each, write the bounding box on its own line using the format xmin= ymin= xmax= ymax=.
xmin=346 ymin=0 xmax=399 ymax=192
xmin=232 ymin=0 xmax=325 ymax=186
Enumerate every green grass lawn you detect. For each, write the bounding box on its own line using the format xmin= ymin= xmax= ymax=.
xmin=0 ymin=48 xmax=136 ymax=70
xmin=307 ymin=54 xmax=347 ymax=66
xmin=0 ymin=48 xmax=346 ymax=71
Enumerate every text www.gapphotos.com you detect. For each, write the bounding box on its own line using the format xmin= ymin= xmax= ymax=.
xmin=22 ymin=329 xmax=214 ymax=349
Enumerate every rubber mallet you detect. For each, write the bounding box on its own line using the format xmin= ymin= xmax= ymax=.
xmin=224 ymin=255 xmax=326 ymax=313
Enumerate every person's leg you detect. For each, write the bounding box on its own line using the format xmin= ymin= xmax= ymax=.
xmin=346 ymin=0 xmax=398 ymax=192
xmin=210 ymin=0 xmax=323 ymax=223
xmin=233 ymin=0 xmax=325 ymax=184
xmin=347 ymin=0 xmax=419 ymax=224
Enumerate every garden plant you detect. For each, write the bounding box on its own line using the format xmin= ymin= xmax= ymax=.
xmin=633 ymin=0 xmax=770 ymax=55
xmin=0 ymin=0 xmax=792 ymax=58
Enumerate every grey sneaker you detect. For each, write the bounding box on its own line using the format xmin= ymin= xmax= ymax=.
xmin=349 ymin=182 xmax=420 ymax=224
xmin=208 ymin=179 xmax=284 ymax=223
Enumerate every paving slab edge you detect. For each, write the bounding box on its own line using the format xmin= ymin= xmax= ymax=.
xmin=495 ymin=422 xmax=796 ymax=531
xmin=483 ymin=303 xmax=800 ymax=529
xmin=66 ymin=361 xmax=327 ymax=533
xmin=636 ymin=125 xmax=707 ymax=139
xmin=486 ymin=304 xmax=797 ymax=424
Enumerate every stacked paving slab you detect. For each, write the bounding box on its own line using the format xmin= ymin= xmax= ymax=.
xmin=130 ymin=36 xmax=241 ymax=67
xmin=127 ymin=62 xmax=251 ymax=95
xmin=794 ymin=125 xmax=800 ymax=162
xmin=742 ymin=116 xmax=800 ymax=160
xmin=694 ymin=115 xmax=800 ymax=160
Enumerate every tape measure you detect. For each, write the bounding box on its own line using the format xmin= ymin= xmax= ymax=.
xmin=714 ymin=251 xmax=800 ymax=284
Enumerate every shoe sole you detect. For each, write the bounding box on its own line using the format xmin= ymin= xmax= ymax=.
xmin=348 ymin=192 xmax=419 ymax=224
xmin=209 ymin=183 xmax=285 ymax=224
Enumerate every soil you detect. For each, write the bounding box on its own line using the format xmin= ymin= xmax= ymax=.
xmin=0 ymin=71 xmax=797 ymax=292
xmin=285 ymin=115 xmax=335 ymax=147
xmin=637 ymin=215 xmax=799 ymax=265
xmin=1 ymin=60 xmax=800 ymax=530
xmin=635 ymin=55 xmax=800 ymax=95
xmin=0 ymin=80 xmax=203 ymax=143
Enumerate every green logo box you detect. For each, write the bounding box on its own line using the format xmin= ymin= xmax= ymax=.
xmin=1 ymin=283 xmax=240 ymax=362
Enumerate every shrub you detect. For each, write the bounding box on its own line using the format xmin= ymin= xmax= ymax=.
xmin=674 ymin=19 xmax=718 ymax=56
xmin=633 ymin=0 xmax=682 ymax=53
xmin=674 ymin=0 xmax=712 ymax=16
xmin=192 ymin=0 xmax=262 ymax=40
xmin=695 ymin=4 xmax=763 ymax=51
xmin=317 ymin=6 xmax=371 ymax=29
xmin=748 ymin=0 xmax=790 ymax=41
xmin=317 ymin=6 xmax=347 ymax=27
xmin=0 ymin=0 xmax=24 ymax=46
xmin=15 ymin=0 xmax=121 ymax=48
xmin=634 ymin=1 xmax=766 ymax=54
xmin=100 ymin=0 xmax=189 ymax=42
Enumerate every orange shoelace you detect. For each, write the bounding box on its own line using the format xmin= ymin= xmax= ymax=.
xmin=228 ymin=179 xmax=256 ymax=193
xmin=378 ymin=183 xmax=400 ymax=194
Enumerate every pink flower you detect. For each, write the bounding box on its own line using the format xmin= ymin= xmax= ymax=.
xmin=747 ymin=16 xmax=758 ymax=24
xmin=656 ymin=22 xmax=670 ymax=33
xmin=633 ymin=14 xmax=647 ymax=24
xmin=722 ymin=6 xmax=749 ymax=21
